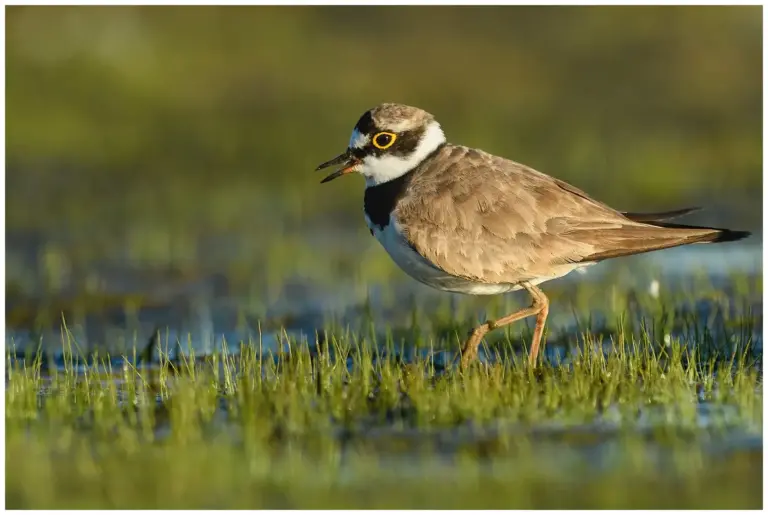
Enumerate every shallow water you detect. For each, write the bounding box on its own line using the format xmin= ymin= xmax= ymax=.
xmin=6 ymin=240 xmax=762 ymax=354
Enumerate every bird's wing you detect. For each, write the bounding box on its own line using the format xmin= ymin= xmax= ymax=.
xmin=393 ymin=145 xmax=718 ymax=284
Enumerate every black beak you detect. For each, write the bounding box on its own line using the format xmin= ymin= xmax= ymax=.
xmin=316 ymin=149 xmax=361 ymax=183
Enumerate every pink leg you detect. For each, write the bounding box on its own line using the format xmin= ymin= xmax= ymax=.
xmin=460 ymin=282 xmax=550 ymax=369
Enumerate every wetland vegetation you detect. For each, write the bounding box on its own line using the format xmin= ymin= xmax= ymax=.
xmin=6 ymin=268 xmax=763 ymax=509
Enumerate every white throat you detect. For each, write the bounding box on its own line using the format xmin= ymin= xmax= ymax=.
xmin=358 ymin=121 xmax=446 ymax=186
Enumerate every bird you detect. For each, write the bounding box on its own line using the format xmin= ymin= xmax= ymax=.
xmin=316 ymin=103 xmax=751 ymax=369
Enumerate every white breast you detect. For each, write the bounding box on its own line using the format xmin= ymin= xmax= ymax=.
xmin=365 ymin=214 xmax=517 ymax=295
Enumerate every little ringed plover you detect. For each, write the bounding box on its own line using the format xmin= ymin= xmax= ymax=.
xmin=316 ymin=103 xmax=750 ymax=368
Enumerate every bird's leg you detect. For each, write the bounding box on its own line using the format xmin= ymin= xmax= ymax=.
xmin=524 ymin=284 xmax=550 ymax=367
xmin=460 ymin=323 xmax=493 ymax=368
xmin=459 ymin=282 xmax=550 ymax=369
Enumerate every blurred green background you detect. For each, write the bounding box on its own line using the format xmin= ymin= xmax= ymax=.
xmin=6 ymin=5 xmax=762 ymax=328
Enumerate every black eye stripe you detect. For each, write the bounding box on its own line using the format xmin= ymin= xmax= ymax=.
xmin=388 ymin=128 xmax=423 ymax=155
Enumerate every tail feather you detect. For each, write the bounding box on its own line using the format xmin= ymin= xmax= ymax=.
xmin=643 ymin=221 xmax=751 ymax=244
xmin=579 ymin=221 xmax=751 ymax=262
xmin=621 ymin=207 xmax=701 ymax=222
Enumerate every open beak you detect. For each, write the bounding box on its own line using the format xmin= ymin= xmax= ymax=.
xmin=316 ymin=149 xmax=361 ymax=183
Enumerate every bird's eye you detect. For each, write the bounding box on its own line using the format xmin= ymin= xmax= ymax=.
xmin=372 ymin=132 xmax=397 ymax=150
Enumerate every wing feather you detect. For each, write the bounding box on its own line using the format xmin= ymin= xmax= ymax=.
xmin=392 ymin=145 xmax=718 ymax=284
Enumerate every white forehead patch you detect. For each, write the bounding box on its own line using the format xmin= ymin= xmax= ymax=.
xmin=348 ymin=128 xmax=370 ymax=149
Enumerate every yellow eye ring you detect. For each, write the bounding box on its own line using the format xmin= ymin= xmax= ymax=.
xmin=372 ymin=132 xmax=397 ymax=150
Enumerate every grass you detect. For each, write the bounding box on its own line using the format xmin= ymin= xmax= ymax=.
xmin=5 ymin=285 xmax=762 ymax=509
